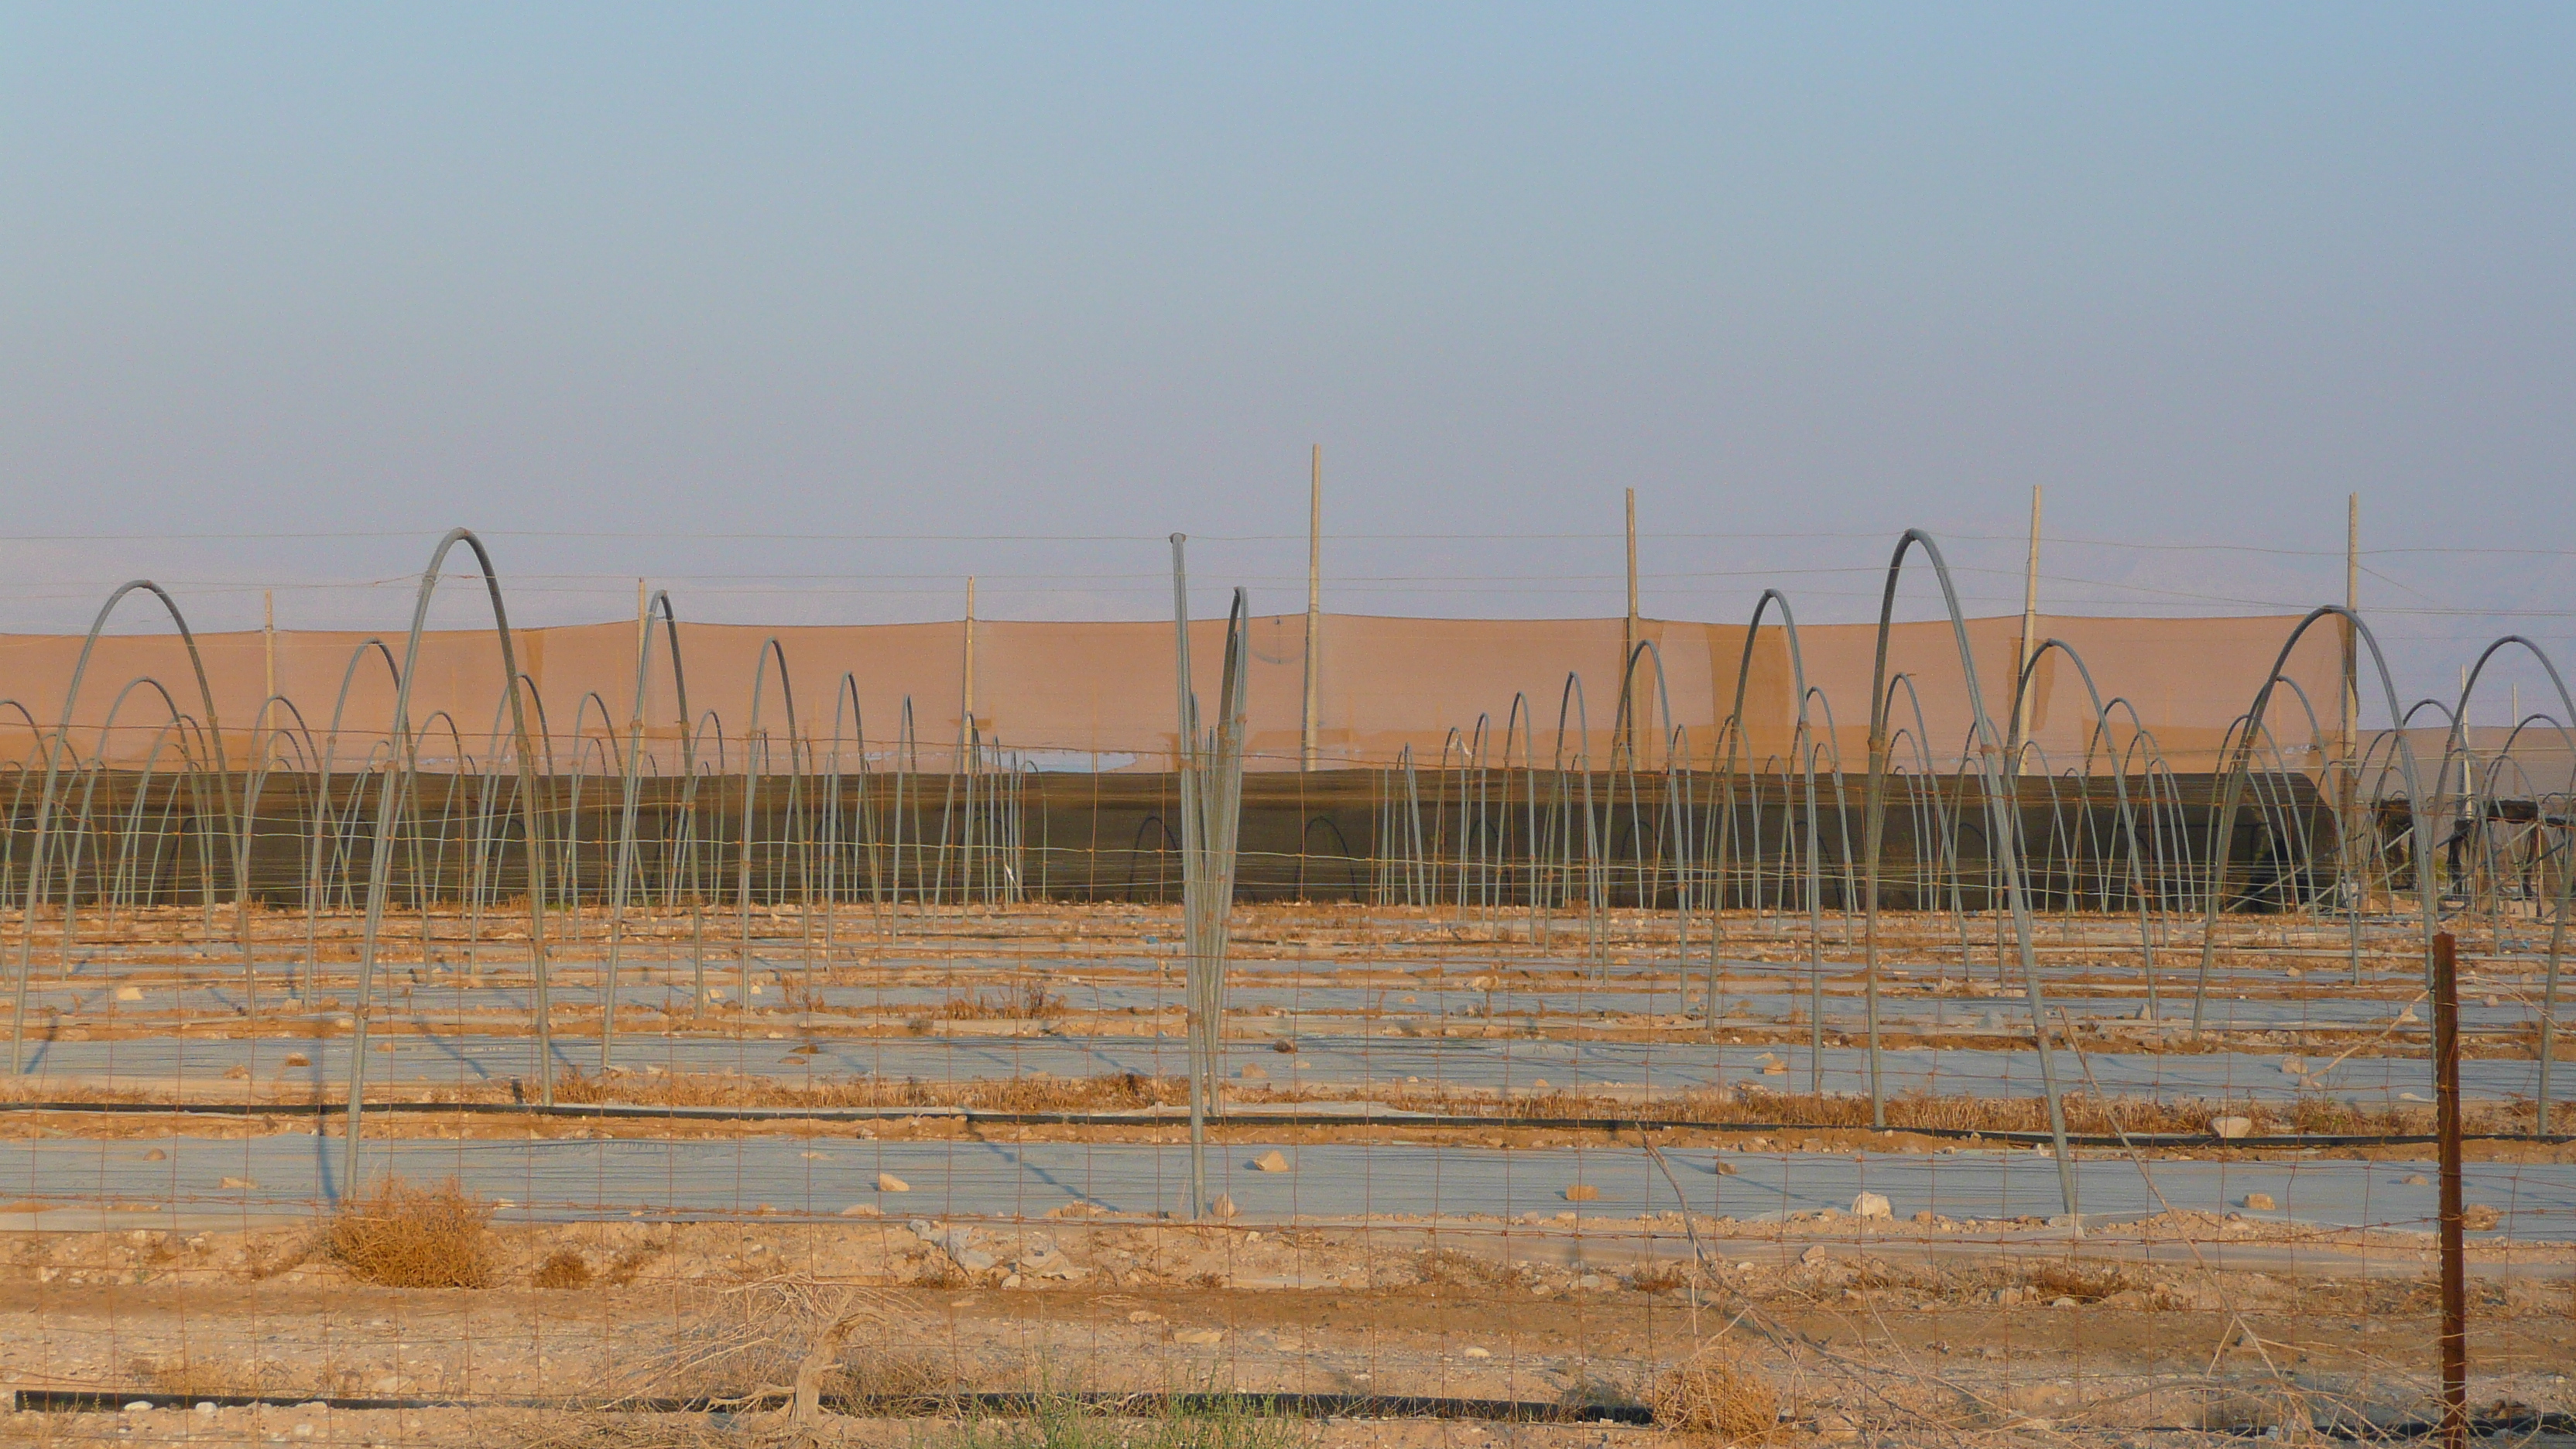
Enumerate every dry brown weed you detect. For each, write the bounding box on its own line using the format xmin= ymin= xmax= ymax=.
xmin=533 ymin=1249 xmax=595 ymax=1290
xmin=324 ymin=1175 xmax=496 ymax=1289
xmin=2024 ymin=1262 xmax=2138 ymax=1303
xmin=1629 ymin=1262 xmax=1690 ymax=1294
xmin=835 ymin=1345 xmax=950 ymax=1410
xmin=139 ymin=1354 xmax=265 ymax=1399
xmin=1650 ymin=1345 xmax=1783 ymax=1445
xmin=647 ymin=1276 xmax=905 ymax=1410
xmin=932 ymin=979 xmax=1063 ymax=1020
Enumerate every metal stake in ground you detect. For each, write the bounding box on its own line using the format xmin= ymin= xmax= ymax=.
xmin=1169 ymin=537 xmax=1249 ymax=1221
xmin=2433 ymin=930 xmax=2468 ymax=1449
xmin=1171 ymin=533 xmax=1205 ymax=1218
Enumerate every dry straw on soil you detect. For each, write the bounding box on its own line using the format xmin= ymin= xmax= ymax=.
xmin=324 ymin=1176 xmax=497 ymax=1289
xmin=1650 ymin=1345 xmax=1783 ymax=1445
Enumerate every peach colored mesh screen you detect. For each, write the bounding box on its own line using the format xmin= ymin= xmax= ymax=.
xmin=0 ymin=610 xmax=2338 ymax=774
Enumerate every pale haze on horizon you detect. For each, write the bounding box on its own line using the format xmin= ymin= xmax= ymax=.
xmin=3 ymin=4 xmax=2571 ymax=718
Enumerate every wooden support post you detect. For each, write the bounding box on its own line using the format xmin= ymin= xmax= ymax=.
xmin=2434 ymin=930 xmax=2468 ymax=1449
xmin=259 ymin=590 xmax=278 ymax=738
xmin=2009 ymin=486 xmax=2041 ymax=773
xmin=962 ymin=576 xmax=977 ymax=735
xmin=2342 ymin=496 xmax=2361 ymax=915
xmin=2343 ymin=494 xmax=2359 ymax=755
xmin=1302 ymin=444 xmax=1322 ymax=771
xmin=634 ymin=577 xmax=650 ymax=740
xmin=1622 ymin=488 xmax=1639 ymax=765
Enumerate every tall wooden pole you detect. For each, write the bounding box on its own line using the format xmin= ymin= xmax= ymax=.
xmin=261 ymin=590 xmax=276 ymax=719
xmin=1302 ymin=445 xmax=1322 ymax=771
xmin=2344 ymin=495 xmax=2359 ymax=748
xmin=634 ymin=577 xmax=650 ymax=742
xmin=2433 ymin=930 xmax=2468 ymax=1449
xmin=2009 ymin=486 xmax=2042 ymax=774
xmin=1623 ymin=488 xmax=1639 ymax=764
xmin=2342 ymin=496 xmax=2361 ymax=906
xmin=962 ymin=576 xmax=977 ymax=729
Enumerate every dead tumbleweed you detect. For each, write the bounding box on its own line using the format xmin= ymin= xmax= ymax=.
xmin=649 ymin=1276 xmax=936 ymax=1430
xmin=1650 ymin=1343 xmax=1783 ymax=1445
xmin=323 ymin=1176 xmax=496 ymax=1289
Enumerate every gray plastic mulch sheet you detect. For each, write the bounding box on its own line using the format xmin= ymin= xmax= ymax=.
xmin=6 ymin=1136 xmax=2570 ymax=1239
xmin=8 ymin=1033 xmax=2533 ymax=1105
xmin=24 ymin=978 xmax=2542 ymax=1036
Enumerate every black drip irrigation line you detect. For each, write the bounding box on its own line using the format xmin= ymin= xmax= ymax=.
xmin=2313 ymin=1413 xmax=2576 ymax=1441
xmin=9 ymin=1387 xmax=1653 ymax=1426
xmin=2132 ymin=1418 xmax=2576 ymax=1442
xmin=1 ymin=1098 xmax=2567 ymax=1149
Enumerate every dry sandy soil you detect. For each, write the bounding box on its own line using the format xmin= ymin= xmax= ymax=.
xmin=4 ymin=906 xmax=2571 ymax=1446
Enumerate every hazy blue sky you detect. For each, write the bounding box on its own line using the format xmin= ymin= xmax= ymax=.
xmin=4 ymin=5 xmax=2571 ymax=711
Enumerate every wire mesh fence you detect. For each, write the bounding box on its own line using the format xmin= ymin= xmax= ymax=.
xmin=2 ymin=529 xmax=2570 ymax=1449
